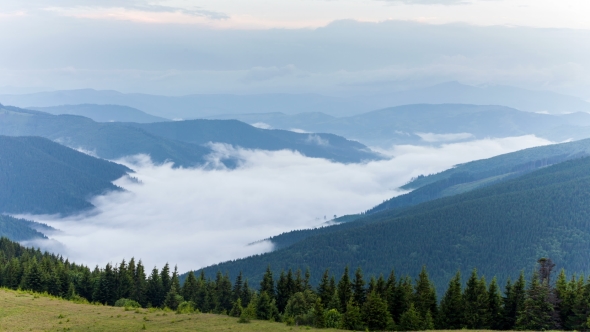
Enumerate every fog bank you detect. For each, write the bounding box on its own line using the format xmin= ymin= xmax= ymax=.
xmin=21 ymin=136 xmax=551 ymax=272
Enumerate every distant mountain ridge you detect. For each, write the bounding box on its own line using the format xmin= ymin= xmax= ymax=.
xmin=30 ymin=104 xmax=169 ymax=123
xmin=0 ymin=105 xmax=380 ymax=166
xmin=1 ymin=82 xmax=588 ymax=118
xmin=205 ymin=104 xmax=590 ymax=147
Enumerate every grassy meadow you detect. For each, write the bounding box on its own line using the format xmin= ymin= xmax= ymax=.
xmin=0 ymin=288 xmax=341 ymax=332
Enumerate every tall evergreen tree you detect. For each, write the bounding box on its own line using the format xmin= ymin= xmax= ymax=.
xmin=317 ymin=269 xmax=333 ymax=306
xmin=231 ymin=271 xmax=243 ymax=303
xmin=146 ymin=267 xmax=164 ymax=307
xmin=133 ymin=260 xmax=147 ymax=307
xmin=502 ymin=272 xmax=526 ymax=330
xmin=362 ymin=290 xmax=392 ymax=331
xmin=463 ymin=269 xmax=489 ymax=329
xmin=414 ymin=266 xmax=437 ymax=319
xmin=488 ymin=277 xmax=503 ymax=329
xmin=438 ymin=271 xmax=463 ymax=329
xmin=260 ymin=266 xmax=275 ymax=299
xmin=160 ymin=263 xmax=171 ymax=295
xmin=182 ymin=271 xmax=199 ymax=304
xmin=337 ymin=266 xmax=352 ymax=313
xmin=352 ymin=267 xmax=366 ymax=307
xmin=515 ymin=272 xmax=556 ymax=330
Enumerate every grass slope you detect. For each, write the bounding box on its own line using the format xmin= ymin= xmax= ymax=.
xmin=197 ymin=157 xmax=590 ymax=291
xmin=0 ymin=288 xmax=341 ymax=332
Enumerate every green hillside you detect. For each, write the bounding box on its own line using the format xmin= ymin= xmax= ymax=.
xmin=0 ymin=215 xmax=49 ymax=241
xmin=0 ymin=135 xmax=130 ymax=215
xmin=197 ymin=156 xmax=590 ymax=290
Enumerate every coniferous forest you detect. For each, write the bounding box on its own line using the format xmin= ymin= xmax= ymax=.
xmin=2 ymin=237 xmax=590 ymax=331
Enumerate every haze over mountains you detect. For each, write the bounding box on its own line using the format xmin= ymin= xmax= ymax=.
xmin=0 ymin=104 xmax=378 ymax=166
xmin=2 ymin=82 xmax=589 ymax=120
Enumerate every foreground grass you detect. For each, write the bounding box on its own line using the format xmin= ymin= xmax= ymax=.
xmin=0 ymin=289 xmax=534 ymax=332
xmin=0 ymin=288 xmax=341 ymax=332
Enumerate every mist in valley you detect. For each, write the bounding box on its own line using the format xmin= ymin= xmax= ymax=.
xmin=19 ymin=135 xmax=551 ymax=272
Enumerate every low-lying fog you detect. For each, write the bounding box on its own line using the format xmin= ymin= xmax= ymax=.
xmin=21 ymin=135 xmax=551 ymax=272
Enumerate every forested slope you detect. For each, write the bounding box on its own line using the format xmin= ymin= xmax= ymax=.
xmin=128 ymin=120 xmax=380 ymax=163
xmin=0 ymin=136 xmax=130 ymax=214
xmin=30 ymin=104 xmax=169 ymax=123
xmin=198 ymin=157 xmax=590 ymax=290
xmin=0 ymin=104 xmax=379 ymax=165
xmin=0 ymin=215 xmax=49 ymax=241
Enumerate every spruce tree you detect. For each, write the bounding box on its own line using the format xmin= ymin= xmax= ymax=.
xmin=182 ymin=271 xmax=199 ymax=303
xmin=276 ymin=270 xmax=290 ymax=313
xmin=22 ymin=258 xmax=44 ymax=293
xmin=146 ymin=267 xmax=164 ymax=307
xmin=259 ymin=266 xmax=275 ymax=300
xmin=340 ymin=299 xmax=363 ymax=330
xmin=391 ymin=276 xmax=413 ymax=322
xmin=231 ymin=272 xmax=243 ymax=303
xmin=160 ymin=263 xmax=171 ymax=294
xmin=317 ymin=269 xmax=333 ymax=306
xmin=337 ymin=266 xmax=352 ymax=313
xmin=362 ymin=290 xmax=391 ymax=331
xmin=352 ymin=267 xmax=366 ymax=307
xmin=399 ymin=303 xmax=422 ymax=331
xmin=502 ymin=272 xmax=526 ymax=330
xmin=439 ymin=271 xmax=463 ymax=329
xmin=488 ymin=277 xmax=503 ymax=329
xmin=133 ymin=260 xmax=147 ymax=307
xmin=313 ymin=298 xmax=326 ymax=328
xmin=515 ymin=272 xmax=555 ymax=330
xmin=463 ymin=269 xmax=489 ymax=329
xmin=414 ymin=266 xmax=437 ymax=319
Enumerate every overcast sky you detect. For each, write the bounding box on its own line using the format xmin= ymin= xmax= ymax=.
xmin=1 ymin=0 xmax=590 ymax=98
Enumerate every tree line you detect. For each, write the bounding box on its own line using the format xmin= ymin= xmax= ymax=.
xmin=0 ymin=237 xmax=587 ymax=330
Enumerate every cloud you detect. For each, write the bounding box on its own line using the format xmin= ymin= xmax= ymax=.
xmin=18 ymin=135 xmax=551 ymax=273
xmin=379 ymin=0 xmax=471 ymax=4
xmin=251 ymin=122 xmax=273 ymax=129
xmin=305 ymin=134 xmax=330 ymax=146
xmin=415 ymin=132 xmax=474 ymax=142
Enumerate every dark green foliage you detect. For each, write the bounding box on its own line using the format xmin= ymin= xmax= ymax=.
xmin=198 ymin=156 xmax=590 ymax=292
xmin=361 ymin=291 xmax=391 ymax=331
xmin=502 ymin=272 xmax=527 ymax=330
xmin=515 ymin=272 xmax=556 ymax=330
xmin=0 ymin=135 xmax=130 ymax=216
xmin=398 ymin=303 xmax=422 ymax=331
xmin=463 ymin=269 xmax=489 ymax=329
xmin=438 ymin=271 xmax=463 ymax=329
xmin=352 ymin=267 xmax=366 ymax=307
xmin=336 ymin=266 xmax=352 ymax=313
xmin=413 ymin=266 xmax=437 ymax=319
xmin=488 ymin=277 xmax=503 ymax=329
xmin=340 ymin=299 xmax=363 ymax=330
xmin=313 ymin=298 xmax=325 ymax=328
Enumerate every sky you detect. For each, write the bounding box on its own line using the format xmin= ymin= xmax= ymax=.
xmin=20 ymin=135 xmax=551 ymax=272
xmin=1 ymin=0 xmax=590 ymax=98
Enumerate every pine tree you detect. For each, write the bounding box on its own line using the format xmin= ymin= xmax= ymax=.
xmin=391 ymin=276 xmax=413 ymax=322
xmin=22 ymin=258 xmax=44 ymax=293
xmin=215 ymin=272 xmax=233 ymax=313
xmin=352 ymin=267 xmax=366 ymax=307
xmin=182 ymin=271 xmax=199 ymax=303
xmin=256 ymin=291 xmax=278 ymax=320
xmin=229 ymin=298 xmax=243 ymax=317
xmin=160 ymin=263 xmax=171 ymax=294
xmin=488 ymin=277 xmax=503 ymax=329
xmin=260 ymin=266 xmax=275 ymax=300
xmin=463 ymin=269 xmax=489 ymax=329
xmin=337 ymin=266 xmax=352 ymax=313
xmin=340 ymin=299 xmax=363 ymax=330
xmin=313 ymin=298 xmax=326 ymax=328
xmin=276 ymin=270 xmax=290 ymax=313
xmin=515 ymin=272 xmax=555 ymax=330
xmin=146 ymin=267 xmax=164 ymax=307
xmin=231 ymin=272 xmax=243 ymax=303
xmin=439 ymin=271 xmax=463 ymax=329
xmin=164 ymin=285 xmax=183 ymax=310
xmin=241 ymin=279 xmax=252 ymax=307
xmin=317 ymin=269 xmax=333 ymax=306
xmin=414 ymin=266 xmax=437 ymax=319
xmin=362 ymin=290 xmax=391 ymax=331
xmin=502 ymin=272 xmax=526 ymax=330
xmin=399 ymin=303 xmax=422 ymax=331
xmin=133 ymin=260 xmax=147 ymax=307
